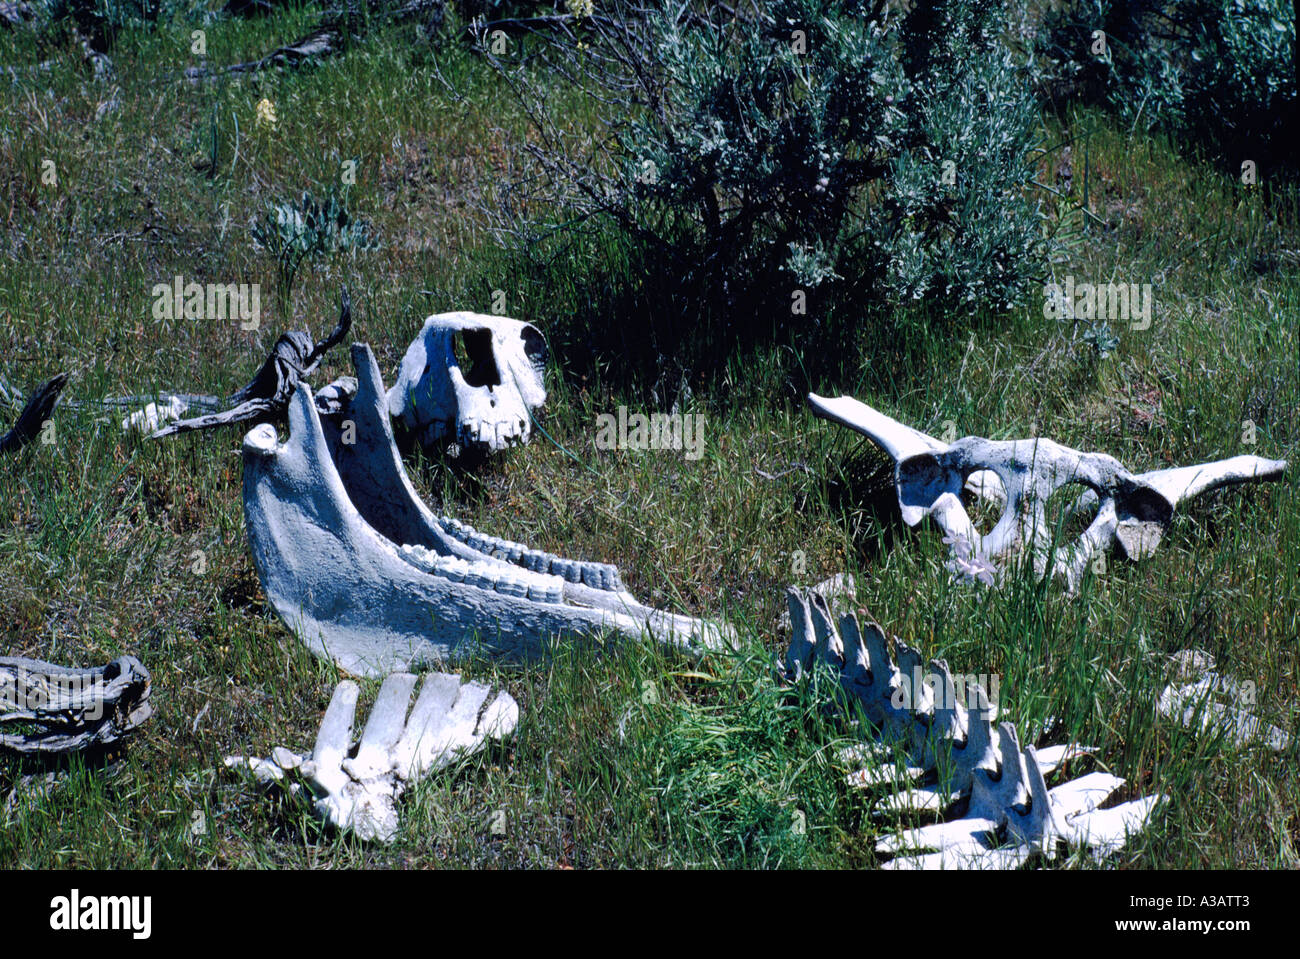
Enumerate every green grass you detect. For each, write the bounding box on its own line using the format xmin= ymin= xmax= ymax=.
xmin=0 ymin=9 xmax=1297 ymax=868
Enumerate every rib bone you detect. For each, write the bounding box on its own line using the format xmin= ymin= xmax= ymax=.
xmin=782 ymin=588 xmax=1164 ymax=869
xmin=1157 ymin=656 xmax=1291 ymax=753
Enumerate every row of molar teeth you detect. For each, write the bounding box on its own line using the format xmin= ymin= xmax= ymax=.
xmin=398 ymin=545 xmax=565 ymax=604
xmin=437 ymin=517 xmax=622 ymax=589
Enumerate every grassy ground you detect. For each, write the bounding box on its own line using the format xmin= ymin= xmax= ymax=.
xmin=0 ymin=8 xmax=1296 ymax=868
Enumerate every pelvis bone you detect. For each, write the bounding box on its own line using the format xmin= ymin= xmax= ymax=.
xmin=783 ymin=589 xmax=1163 ymax=869
xmin=388 ymin=313 xmax=547 ymax=455
xmin=808 ymin=394 xmax=1287 ymax=590
xmin=241 ymin=342 xmax=731 ymax=676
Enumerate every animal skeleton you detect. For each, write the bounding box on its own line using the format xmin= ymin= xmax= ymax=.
xmin=241 ymin=342 xmax=731 ymax=676
xmin=226 ymin=670 xmax=517 ymax=842
xmin=808 ymin=393 xmax=1287 ymax=590
xmin=782 ymin=588 xmax=1163 ymax=869
xmin=387 ymin=312 xmax=547 ymax=455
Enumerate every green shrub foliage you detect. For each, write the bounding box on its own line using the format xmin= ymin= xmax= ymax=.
xmin=493 ymin=0 xmax=1048 ymax=341
xmin=1036 ymin=0 xmax=1297 ymax=172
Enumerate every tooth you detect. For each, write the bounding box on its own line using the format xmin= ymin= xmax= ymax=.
xmin=498 ymin=574 xmax=527 ymax=598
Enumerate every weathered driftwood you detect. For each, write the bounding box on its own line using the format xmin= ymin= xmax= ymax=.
xmin=0 ymin=0 xmax=114 ymax=77
xmin=808 ymin=393 xmax=1288 ymax=591
xmin=388 ymin=313 xmax=547 ymax=455
xmin=184 ymin=27 xmax=341 ymax=80
xmin=149 ymin=289 xmax=351 ymax=438
xmin=0 ymin=655 xmax=153 ymax=754
xmin=0 ymin=373 xmax=68 ymax=455
xmin=226 ymin=670 xmax=516 ymax=842
xmin=783 ymin=588 xmax=1163 ymax=869
xmin=241 ymin=341 xmax=732 ymax=676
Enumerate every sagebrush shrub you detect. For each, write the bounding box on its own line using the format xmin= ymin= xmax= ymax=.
xmin=251 ymin=188 xmax=380 ymax=303
xmin=488 ymin=0 xmax=1048 ymax=343
xmin=1035 ymin=0 xmax=1297 ymax=172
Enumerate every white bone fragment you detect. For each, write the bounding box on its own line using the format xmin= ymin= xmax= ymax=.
xmin=808 ymin=393 xmax=1287 ymax=591
xmin=782 ymin=589 xmax=1164 ymax=868
xmin=225 ymin=671 xmax=517 ymax=843
xmin=1158 ymin=662 xmax=1291 ymax=752
xmin=122 ymin=395 xmax=189 ymax=434
xmin=241 ymin=342 xmax=732 ymax=676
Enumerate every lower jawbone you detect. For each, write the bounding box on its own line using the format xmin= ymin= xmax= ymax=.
xmin=241 ymin=342 xmax=733 ymax=677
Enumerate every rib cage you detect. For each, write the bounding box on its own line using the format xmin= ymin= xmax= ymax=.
xmin=782 ymin=587 xmax=1165 ymax=869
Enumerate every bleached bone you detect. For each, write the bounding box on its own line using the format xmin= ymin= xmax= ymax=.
xmin=776 ymin=573 xmax=856 ymax=631
xmin=388 ymin=312 xmax=547 ymax=455
xmin=0 ymin=655 xmax=153 ymax=754
xmin=782 ymin=588 xmax=1164 ymax=869
xmin=1157 ymin=652 xmax=1290 ymax=752
xmin=241 ymin=342 xmax=732 ymax=676
xmin=122 ymin=395 xmax=189 ymax=434
xmin=226 ymin=671 xmax=517 ymax=842
xmin=808 ymin=393 xmax=1287 ymax=591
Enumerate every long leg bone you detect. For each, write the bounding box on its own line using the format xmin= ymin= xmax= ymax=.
xmin=225 ymin=671 xmax=518 ymax=843
xmin=782 ymin=588 xmax=1164 ymax=869
xmin=808 ymin=393 xmax=1287 ymax=591
xmin=241 ymin=342 xmax=732 ymax=676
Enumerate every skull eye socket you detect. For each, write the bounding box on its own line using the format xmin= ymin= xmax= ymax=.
xmin=520 ymin=325 xmax=547 ymax=374
xmin=455 ymin=329 xmax=502 ymax=389
xmin=962 ymin=469 xmax=1005 ymax=536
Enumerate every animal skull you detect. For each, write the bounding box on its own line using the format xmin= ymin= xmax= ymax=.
xmin=387 ymin=313 xmax=547 ymax=454
xmin=808 ymin=394 xmax=1287 ymax=591
xmin=782 ymin=588 xmax=1164 ymax=869
xmin=241 ymin=342 xmax=731 ymax=677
